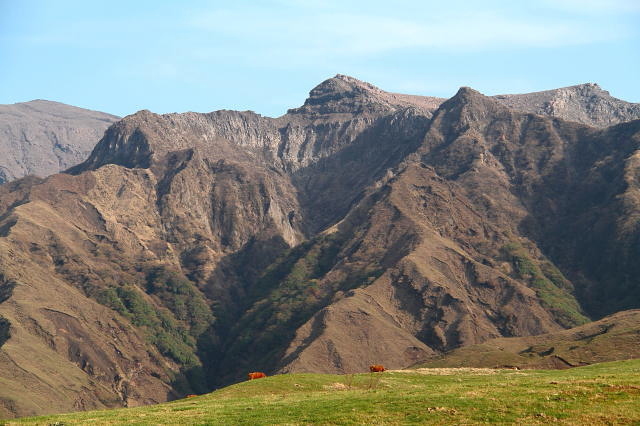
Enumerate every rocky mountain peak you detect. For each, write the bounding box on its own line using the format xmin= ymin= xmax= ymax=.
xmin=493 ymin=83 xmax=640 ymax=127
xmin=434 ymin=86 xmax=508 ymax=126
xmin=541 ymin=83 xmax=611 ymax=103
xmin=450 ymin=86 xmax=485 ymax=102
xmin=288 ymin=74 xmax=395 ymax=115
xmin=575 ymin=82 xmax=603 ymax=91
xmin=288 ymin=74 xmax=445 ymax=116
xmin=308 ymin=74 xmax=385 ymax=101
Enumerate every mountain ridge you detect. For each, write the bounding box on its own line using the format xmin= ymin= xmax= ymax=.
xmin=494 ymin=82 xmax=640 ymax=127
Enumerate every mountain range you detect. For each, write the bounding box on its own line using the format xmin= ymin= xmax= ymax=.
xmin=1 ymin=75 xmax=639 ymax=418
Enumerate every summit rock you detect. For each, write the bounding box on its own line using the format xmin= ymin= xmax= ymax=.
xmin=288 ymin=74 xmax=445 ymax=115
xmin=493 ymin=83 xmax=640 ymax=127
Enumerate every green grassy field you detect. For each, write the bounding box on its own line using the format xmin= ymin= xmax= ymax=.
xmin=5 ymin=360 xmax=640 ymax=425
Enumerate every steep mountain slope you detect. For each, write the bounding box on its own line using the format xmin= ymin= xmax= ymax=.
xmin=0 ymin=172 xmax=186 ymax=419
xmin=415 ymin=88 xmax=640 ymax=318
xmin=0 ymin=75 xmax=639 ymax=418
xmin=0 ymin=100 xmax=118 ymax=184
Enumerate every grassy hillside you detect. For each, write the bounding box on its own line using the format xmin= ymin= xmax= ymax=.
xmin=6 ymin=359 xmax=640 ymax=425
xmin=416 ymin=309 xmax=640 ymax=370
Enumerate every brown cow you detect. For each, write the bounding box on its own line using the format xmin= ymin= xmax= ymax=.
xmin=248 ymin=372 xmax=267 ymax=380
xmin=369 ymin=364 xmax=385 ymax=373
xmin=186 ymin=394 xmax=198 ymax=398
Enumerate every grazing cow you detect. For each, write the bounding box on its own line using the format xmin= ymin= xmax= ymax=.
xmin=248 ymin=372 xmax=267 ymax=380
xmin=186 ymin=394 xmax=198 ymax=398
xmin=369 ymin=364 xmax=385 ymax=372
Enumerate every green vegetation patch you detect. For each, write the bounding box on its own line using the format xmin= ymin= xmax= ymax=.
xmin=12 ymin=359 xmax=640 ymax=425
xmin=97 ymin=284 xmax=199 ymax=366
xmin=91 ymin=264 xmax=214 ymax=374
xmin=144 ymin=266 xmax=213 ymax=337
xmin=217 ymin=231 xmax=383 ymax=376
xmin=502 ymin=242 xmax=589 ymax=327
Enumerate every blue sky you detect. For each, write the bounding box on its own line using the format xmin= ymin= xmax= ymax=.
xmin=1 ymin=0 xmax=639 ymax=117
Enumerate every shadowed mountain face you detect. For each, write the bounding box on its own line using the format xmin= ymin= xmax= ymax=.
xmin=0 ymin=100 xmax=119 ymax=184
xmin=1 ymin=75 xmax=639 ymax=418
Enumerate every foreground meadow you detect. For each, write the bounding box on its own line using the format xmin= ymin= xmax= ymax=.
xmin=6 ymin=359 xmax=640 ymax=425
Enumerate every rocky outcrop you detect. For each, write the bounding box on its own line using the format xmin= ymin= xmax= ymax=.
xmin=288 ymin=74 xmax=444 ymax=116
xmin=494 ymin=83 xmax=640 ymax=127
xmin=0 ymin=100 xmax=119 ymax=184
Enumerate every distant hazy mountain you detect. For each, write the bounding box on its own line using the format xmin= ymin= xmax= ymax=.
xmin=1 ymin=76 xmax=640 ymax=418
xmin=0 ymin=100 xmax=119 ymax=184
